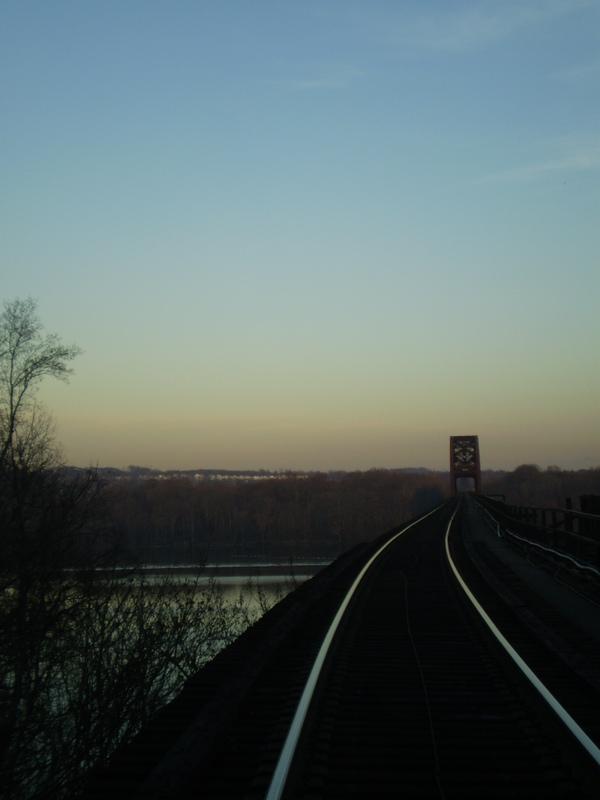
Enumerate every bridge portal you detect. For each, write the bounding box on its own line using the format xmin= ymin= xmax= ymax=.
xmin=450 ymin=435 xmax=481 ymax=495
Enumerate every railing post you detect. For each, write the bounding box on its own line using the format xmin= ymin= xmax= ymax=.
xmin=550 ymin=510 xmax=557 ymax=549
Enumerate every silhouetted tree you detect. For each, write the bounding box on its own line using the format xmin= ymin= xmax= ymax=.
xmin=0 ymin=297 xmax=81 ymax=472
xmin=0 ymin=300 xmax=263 ymax=799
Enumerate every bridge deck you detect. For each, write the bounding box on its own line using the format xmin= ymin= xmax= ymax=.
xmin=82 ymin=497 xmax=600 ymax=799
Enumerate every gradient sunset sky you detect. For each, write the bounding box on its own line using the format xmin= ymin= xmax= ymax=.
xmin=2 ymin=1 xmax=598 ymax=472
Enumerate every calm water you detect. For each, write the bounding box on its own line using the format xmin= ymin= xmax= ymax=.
xmin=217 ymin=561 xmax=327 ymax=609
xmin=139 ymin=560 xmax=330 ymax=611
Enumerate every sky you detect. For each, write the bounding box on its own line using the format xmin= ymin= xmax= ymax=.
xmin=1 ymin=1 xmax=599 ymax=473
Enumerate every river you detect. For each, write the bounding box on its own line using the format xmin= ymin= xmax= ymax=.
xmin=136 ymin=558 xmax=331 ymax=610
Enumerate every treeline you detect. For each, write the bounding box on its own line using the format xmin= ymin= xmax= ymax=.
xmin=105 ymin=466 xmax=600 ymax=564
xmin=106 ymin=470 xmax=450 ymax=564
xmin=482 ymin=465 xmax=600 ymax=509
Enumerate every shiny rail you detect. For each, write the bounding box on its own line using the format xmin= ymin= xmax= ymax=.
xmin=445 ymin=504 xmax=600 ymax=768
xmin=267 ymin=499 xmax=600 ymax=800
xmin=264 ymin=504 xmax=444 ymax=800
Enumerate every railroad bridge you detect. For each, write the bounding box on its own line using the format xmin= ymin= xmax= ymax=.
xmin=84 ymin=493 xmax=600 ymax=799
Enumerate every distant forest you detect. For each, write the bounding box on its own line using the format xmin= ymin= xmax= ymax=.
xmin=102 ymin=466 xmax=600 ymax=564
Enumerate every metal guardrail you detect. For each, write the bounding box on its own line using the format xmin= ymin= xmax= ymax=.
xmin=474 ymin=495 xmax=600 ymax=579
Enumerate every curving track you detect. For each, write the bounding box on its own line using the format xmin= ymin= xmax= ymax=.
xmin=84 ymin=496 xmax=600 ymax=799
xmin=257 ymin=498 xmax=600 ymax=799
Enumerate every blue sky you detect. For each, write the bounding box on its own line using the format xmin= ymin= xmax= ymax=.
xmin=2 ymin=1 xmax=599 ymax=471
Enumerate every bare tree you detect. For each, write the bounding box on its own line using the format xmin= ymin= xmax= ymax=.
xmin=0 ymin=297 xmax=81 ymax=472
xmin=0 ymin=298 xmax=264 ymax=799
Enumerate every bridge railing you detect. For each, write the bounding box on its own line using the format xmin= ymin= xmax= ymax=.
xmin=475 ymin=495 xmax=600 ymax=578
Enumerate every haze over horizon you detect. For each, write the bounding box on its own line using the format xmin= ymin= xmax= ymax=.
xmin=2 ymin=2 xmax=598 ymax=474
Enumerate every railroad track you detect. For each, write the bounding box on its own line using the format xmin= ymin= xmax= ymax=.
xmin=85 ymin=497 xmax=600 ymax=798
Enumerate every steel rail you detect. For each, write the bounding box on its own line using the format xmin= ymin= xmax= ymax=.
xmin=444 ymin=506 xmax=600 ymax=767
xmin=264 ymin=504 xmax=446 ymax=800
